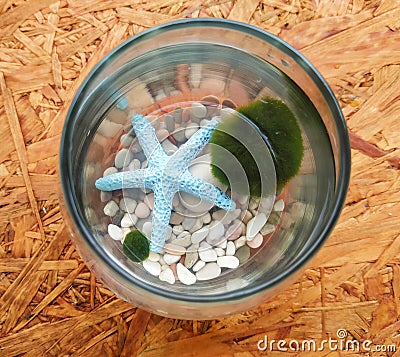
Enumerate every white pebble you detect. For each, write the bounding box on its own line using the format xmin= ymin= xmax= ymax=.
xmin=103 ymin=166 xmax=118 ymax=177
xmin=142 ymin=221 xmax=152 ymax=238
xmin=217 ymin=256 xmax=240 ymax=269
xmin=163 ymin=253 xmax=181 ymax=265
xmin=156 ymin=128 xmax=169 ymax=141
xmin=120 ymin=213 xmax=138 ymax=227
xmin=162 ymin=139 xmax=178 ymax=154
xmin=196 ymin=263 xmax=221 ymax=281
xmin=247 ymin=232 xmax=264 ymax=248
xmin=108 ymin=224 xmax=124 ymax=241
xmin=200 ymin=119 xmax=210 ymax=127
xmin=135 ymin=202 xmax=150 ymax=219
xmin=115 ymin=148 xmax=133 ymax=169
xmin=144 ymin=193 xmax=154 ymax=210
xmin=159 ymin=267 xmax=175 ymax=284
xmin=164 ymin=243 xmax=186 ymax=255
xmin=216 ymin=238 xmax=227 ymax=249
xmin=130 ymin=143 xmax=142 ymax=154
xmin=147 ymin=252 xmax=160 ymax=262
xmin=226 ymin=241 xmax=236 ymax=256
xmin=143 ymin=260 xmax=161 ymax=276
xmin=103 ymin=200 xmax=119 ymax=217
xmin=215 ymin=247 xmax=225 ymax=257
xmin=191 ymin=102 xmax=207 ymax=119
xmin=234 ymin=236 xmax=247 ymax=249
xmin=177 ymin=263 xmax=196 ymax=285
xmin=246 ymin=213 xmax=267 ymax=240
xmin=172 ymin=225 xmax=184 ymax=235
xmin=128 ymin=159 xmax=141 ymax=171
xmin=274 ymin=199 xmax=285 ymax=212
xmin=119 ymin=197 xmax=137 ymax=213
xmin=192 ymin=260 xmax=206 ymax=272
xmin=198 ymin=243 xmax=217 ymax=262
xmin=191 ymin=227 xmax=209 ymax=244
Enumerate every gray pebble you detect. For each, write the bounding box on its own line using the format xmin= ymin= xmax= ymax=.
xmin=111 ymin=210 xmax=124 ymax=226
xmin=191 ymin=226 xmax=209 ymax=244
xmin=182 ymin=217 xmax=196 ymax=231
xmin=191 ymin=102 xmax=207 ymax=119
xmin=115 ymin=148 xmax=133 ymax=169
xmin=173 ymin=107 xmax=182 ymax=124
xmin=173 ymin=127 xmax=186 ymax=142
xmin=268 ymin=211 xmax=282 ymax=225
xmin=172 ymin=232 xmax=191 ymax=247
xmin=184 ymin=249 xmax=199 ymax=269
xmin=100 ymin=191 xmax=112 ymax=202
xmin=235 ymin=245 xmax=251 ymax=264
xmin=189 ymin=219 xmax=203 ymax=233
xmin=120 ymin=133 xmax=134 ymax=147
xmin=185 ymin=123 xmax=199 ymax=139
xmin=170 ymin=212 xmax=184 ymax=225
xmin=119 ymin=197 xmax=137 ymax=213
xmin=260 ymin=223 xmax=275 ymax=235
xmin=164 ymin=114 xmax=175 ymax=132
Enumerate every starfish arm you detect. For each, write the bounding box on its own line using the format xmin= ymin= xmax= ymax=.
xmin=149 ymin=188 xmax=174 ymax=252
xmin=169 ymin=119 xmax=219 ymax=170
xmin=179 ymin=171 xmax=236 ymax=211
xmin=95 ymin=169 xmax=151 ymax=191
xmin=131 ymin=114 xmax=166 ymax=163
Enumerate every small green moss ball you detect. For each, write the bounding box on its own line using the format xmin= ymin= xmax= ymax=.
xmin=210 ymin=97 xmax=304 ymax=195
xmin=123 ymin=230 xmax=150 ymax=263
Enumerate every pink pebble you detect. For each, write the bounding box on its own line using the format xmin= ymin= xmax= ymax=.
xmin=226 ymin=224 xmax=242 ymax=241
xmin=135 ymin=202 xmax=150 ymax=219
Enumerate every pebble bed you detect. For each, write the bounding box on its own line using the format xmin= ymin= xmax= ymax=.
xmin=99 ymin=101 xmax=285 ymax=285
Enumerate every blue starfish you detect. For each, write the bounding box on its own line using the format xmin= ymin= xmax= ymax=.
xmin=96 ymin=114 xmax=236 ymax=252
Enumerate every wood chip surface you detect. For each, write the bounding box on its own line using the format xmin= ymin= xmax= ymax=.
xmin=0 ymin=0 xmax=399 ymax=356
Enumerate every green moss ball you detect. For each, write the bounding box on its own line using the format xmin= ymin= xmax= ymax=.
xmin=210 ymin=97 xmax=304 ymax=195
xmin=123 ymin=230 xmax=150 ymax=263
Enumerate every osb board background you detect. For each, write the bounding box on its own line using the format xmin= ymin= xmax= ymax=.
xmin=0 ymin=0 xmax=399 ymax=355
